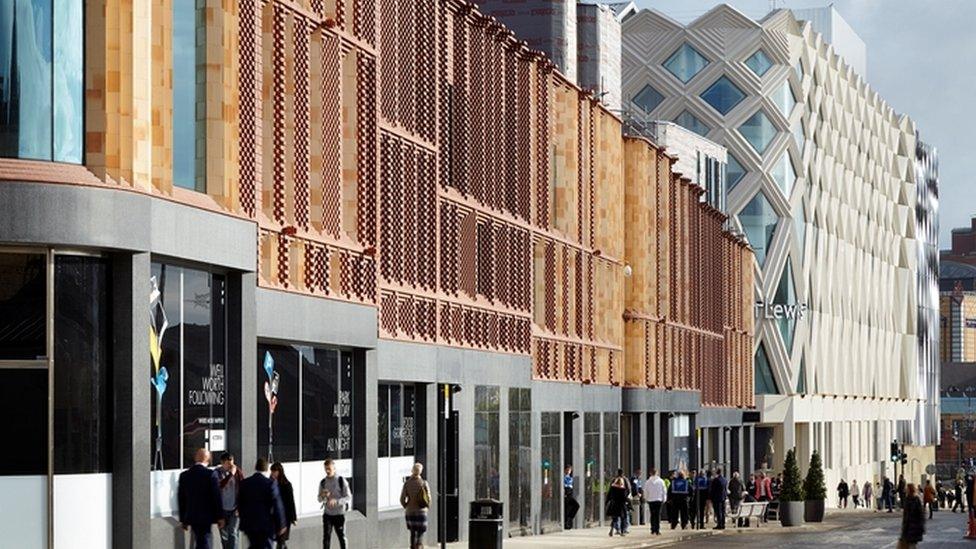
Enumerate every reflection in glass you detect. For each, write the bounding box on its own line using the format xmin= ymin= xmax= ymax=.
xmin=745 ymin=49 xmax=773 ymax=77
xmin=738 ymin=191 xmax=778 ymax=266
xmin=775 ymin=81 xmax=796 ymax=117
xmin=739 ymin=110 xmax=777 ymax=154
xmin=540 ymin=412 xmax=561 ymax=532
xmin=771 ymin=152 xmax=796 ymax=196
xmin=0 ymin=0 xmax=83 ymax=163
xmin=755 ymin=343 xmax=779 ymax=394
xmin=631 ymin=84 xmax=664 ymax=114
xmin=53 ymin=0 xmax=82 ymax=162
xmin=256 ymin=344 xmax=300 ymax=463
xmin=0 ymin=253 xmax=46 ymax=359
xmin=54 ymin=255 xmax=112 ymax=474
xmin=726 ymin=153 xmax=746 ymax=192
xmin=700 ymin=76 xmax=745 ymax=115
xmin=509 ymin=388 xmax=531 ymax=534
xmin=475 ymin=385 xmax=500 ymax=500
xmin=674 ymin=110 xmax=708 ymax=137
xmin=303 ymin=348 xmax=339 ymax=460
xmin=602 ymin=413 xmax=619 ymax=509
xmin=775 ymin=259 xmax=797 ymax=353
xmin=583 ymin=412 xmax=601 ymax=526
xmin=663 ymin=43 xmax=708 ymax=83
xmin=173 ymin=0 xmax=206 ymax=190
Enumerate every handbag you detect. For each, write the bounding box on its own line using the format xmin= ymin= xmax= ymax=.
xmin=420 ymin=481 xmax=431 ymax=509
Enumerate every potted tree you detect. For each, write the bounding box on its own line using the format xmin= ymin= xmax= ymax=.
xmin=803 ymin=450 xmax=827 ymax=522
xmin=779 ymin=448 xmax=805 ymax=527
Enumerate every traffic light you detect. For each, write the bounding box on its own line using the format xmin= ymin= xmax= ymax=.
xmin=891 ymin=441 xmax=899 ymax=462
xmin=901 ymin=452 xmax=908 ymax=466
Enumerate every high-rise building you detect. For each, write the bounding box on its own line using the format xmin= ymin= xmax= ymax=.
xmin=622 ymin=4 xmax=934 ymax=496
xmin=0 ymin=1 xmax=754 ymax=546
xmin=791 ymin=6 xmax=868 ymax=78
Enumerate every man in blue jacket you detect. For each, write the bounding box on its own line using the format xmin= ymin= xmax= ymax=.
xmin=238 ymin=458 xmax=287 ymax=549
xmin=178 ymin=448 xmax=224 ymax=549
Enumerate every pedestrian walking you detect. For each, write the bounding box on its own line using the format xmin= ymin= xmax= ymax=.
xmin=851 ymin=480 xmax=861 ymax=508
xmin=937 ymin=481 xmax=946 ymax=509
xmin=237 ymin=458 xmax=287 ymax=549
xmin=898 ymin=483 xmax=925 ymax=549
xmin=837 ymin=479 xmax=850 ymax=509
xmin=863 ymin=480 xmax=873 ymax=511
xmin=710 ymin=468 xmax=727 ymax=530
xmin=669 ymin=471 xmax=690 ymax=529
xmin=883 ymin=476 xmax=895 ymax=513
xmin=563 ymin=465 xmax=580 ymax=529
xmin=269 ymin=463 xmax=297 ymax=548
xmin=754 ymin=472 xmax=772 ymax=502
xmin=693 ymin=470 xmax=709 ymax=529
xmin=178 ymin=448 xmax=225 ymax=549
xmin=923 ymin=480 xmax=936 ymax=519
xmin=630 ymin=468 xmax=645 ymax=525
xmin=728 ymin=472 xmax=743 ymax=526
xmin=953 ymin=479 xmax=966 ymax=512
xmin=897 ymin=475 xmax=906 ymax=508
xmin=400 ymin=462 xmax=431 ymax=549
xmin=318 ymin=459 xmax=352 ymax=549
xmin=606 ymin=470 xmax=629 ymax=537
xmin=216 ymin=453 xmax=245 ymax=549
xmin=643 ymin=468 xmax=667 ymax=536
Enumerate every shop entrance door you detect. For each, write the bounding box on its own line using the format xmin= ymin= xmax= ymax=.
xmin=437 ymin=384 xmax=460 ymax=543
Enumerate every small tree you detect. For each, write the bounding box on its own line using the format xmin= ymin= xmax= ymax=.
xmin=803 ymin=450 xmax=826 ymax=501
xmin=780 ymin=448 xmax=805 ymax=502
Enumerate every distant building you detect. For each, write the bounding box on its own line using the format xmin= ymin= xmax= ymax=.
xmin=943 ymin=217 xmax=976 ymax=267
xmin=479 ymin=1 xmax=636 ymax=111
xmin=937 ymin=363 xmax=976 ymax=477
xmin=941 ymin=293 xmax=976 ymax=363
xmin=791 ymin=6 xmax=867 ymax=78
xmin=638 ymin=120 xmax=728 ymax=212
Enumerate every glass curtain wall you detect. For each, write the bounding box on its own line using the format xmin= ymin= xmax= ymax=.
xmin=172 ymin=0 xmax=207 ymax=190
xmin=0 ymin=0 xmax=84 ymax=163
xmin=474 ymin=385 xmax=500 ymax=500
xmin=540 ymin=412 xmax=561 ymax=532
xmin=603 ymin=413 xmax=619 ymax=505
xmin=508 ymin=388 xmax=531 ymax=535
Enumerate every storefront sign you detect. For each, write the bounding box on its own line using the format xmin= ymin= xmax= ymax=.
xmin=755 ymin=301 xmax=807 ymax=320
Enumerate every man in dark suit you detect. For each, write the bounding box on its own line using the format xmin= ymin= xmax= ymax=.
xmin=178 ymin=448 xmax=224 ymax=549
xmin=238 ymin=458 xmax=287 ymax=549
xmin=709 ymin=468 xmax=728 ymax=530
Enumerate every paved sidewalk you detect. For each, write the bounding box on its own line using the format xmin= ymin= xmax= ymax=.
xmin=444 ymin=508 xmax=873 ymax=548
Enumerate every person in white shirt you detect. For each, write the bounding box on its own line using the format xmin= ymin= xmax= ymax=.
xmin=643 ymin=468 xmax=667 ymax=535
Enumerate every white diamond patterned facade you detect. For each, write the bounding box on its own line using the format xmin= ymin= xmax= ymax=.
xmin=622 ymin=6 xmax=926 ymax=488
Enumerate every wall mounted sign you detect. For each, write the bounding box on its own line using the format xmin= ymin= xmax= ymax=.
xmin=755 ymin=301 xmax=807 ymax=320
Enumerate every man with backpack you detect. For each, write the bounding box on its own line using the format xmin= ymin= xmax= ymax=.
xmin=318 ymin=459 xmax=352 ymax=549
xmin=693 ymin=470 xmax=709 ymax=529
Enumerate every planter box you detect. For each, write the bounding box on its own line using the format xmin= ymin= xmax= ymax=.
xmin=804 ymin=499 xmax=825 ymax=522
xmin=780 ymin=501 xmax=805 ymax=527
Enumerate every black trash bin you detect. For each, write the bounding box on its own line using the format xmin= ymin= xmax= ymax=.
xmin=469 ymin=499 xmax=503 ymax=549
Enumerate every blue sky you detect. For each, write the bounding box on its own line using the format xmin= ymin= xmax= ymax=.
xmin=635 ymin=0 xmax=975 ymax=247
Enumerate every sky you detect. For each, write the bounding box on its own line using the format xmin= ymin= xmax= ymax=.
xmin=634 ymin=0 xmax=975 ymax=248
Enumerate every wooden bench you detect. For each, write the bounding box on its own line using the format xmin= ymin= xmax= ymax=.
xmin=726 ymin=501 xmax=769 ymax=527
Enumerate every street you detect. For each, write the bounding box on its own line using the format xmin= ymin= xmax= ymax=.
xmin=673 ymin=509 xmax=974 ymax=547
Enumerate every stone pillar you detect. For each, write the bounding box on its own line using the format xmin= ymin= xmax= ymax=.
xmin=227 ymin=271 xmax=256 ymax=469
xmin=112 ymin=252 xmax=151 ymax=549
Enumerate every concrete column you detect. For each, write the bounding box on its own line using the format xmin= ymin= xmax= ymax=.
xmin=723 ymin=427 xmax=731 ymax=474
xmin=112 ymin=252 xmax=151 ymax=549
xmin=499 ymin=389 xmax=510 ymax=538
xmin=651 ymin=413 xmax=661 ymax=471
xmin=572 ymin=413 xmax=584 ymax=528
xmin=530 ymin=408 xmax=542 ymax=535
xmin=638 ymin=413 xmax=648 ymax=474
xmin=362 ymin=348 xmax=379 ymax=547
xmin=747 ymin=426 xmax=755 ymax=474
xmin=227 ymin=271 xmax=256 ymax=469
xmin=424 ymin=384 xmax=440 ymax=543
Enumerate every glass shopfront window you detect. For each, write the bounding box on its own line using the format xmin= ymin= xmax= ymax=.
xmin=508 ymin=388 xmax=531 ymax=535
xmin=378 ymin=383 xmax=417 ymax=510
xmin=669 ymin=414 xmax=691 ymax=472
xmin=150 ymin=262 xmax=229 ymax=517
xmin=0 ymin=251 xmax=112 ymax=548
xmin=0 ymin=0 xmax=84 ymax=163
xmin=257 ymin=342 xmax=362 ymax=516
xmin=540 ymin=412 xmax=561 ymax=532
xmin=475 ymin=385 xmax=500 ymax=500
xmin=583 ymin=412 xmax=601 ymax=526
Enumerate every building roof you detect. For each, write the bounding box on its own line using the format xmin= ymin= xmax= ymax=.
xmin=941 ymin=260 xmax=976 ymax=281
xmin=941 ymin=362 xmax=976 ymax=392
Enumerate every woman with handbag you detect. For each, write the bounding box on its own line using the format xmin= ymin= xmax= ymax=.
xmin=400 ymin=462 xmax=432 ymax=549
